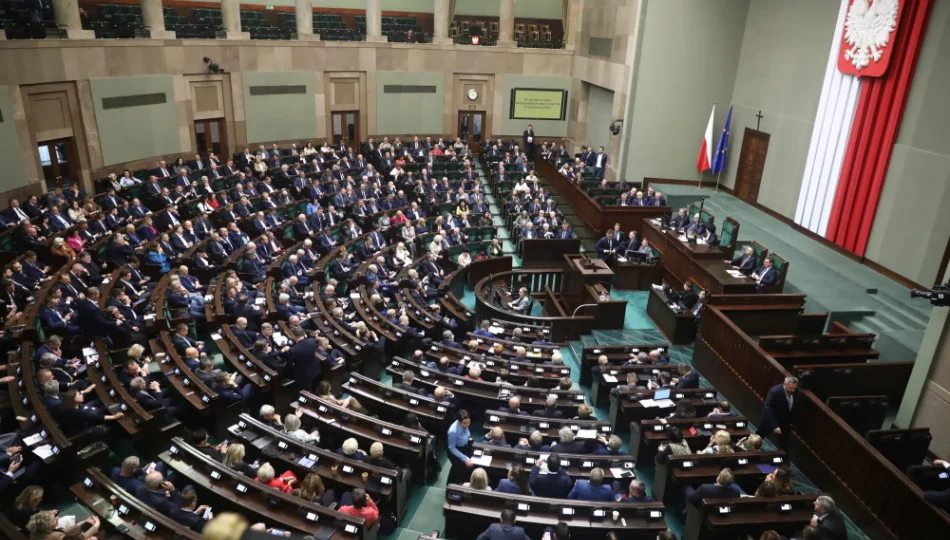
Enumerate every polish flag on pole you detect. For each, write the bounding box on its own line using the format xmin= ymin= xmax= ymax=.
xmin=696 ymin=104 xmax=715 ymax=172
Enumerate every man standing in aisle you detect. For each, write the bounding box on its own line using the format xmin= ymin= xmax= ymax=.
xmin=523 ymin=125 xmax=536 ymax=159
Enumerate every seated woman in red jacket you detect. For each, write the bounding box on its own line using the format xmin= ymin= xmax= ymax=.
xmin=255 ymin=462 xmax=297 ymax=494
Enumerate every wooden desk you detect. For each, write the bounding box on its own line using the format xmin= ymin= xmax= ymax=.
xmin=614 ymin=259 xmax=664 ymax=290
xmin=642 ymin=221 xmax=756 ymax=294
xmin=483 ymin=410 xmax=612 ymax=445
xmin=470 ymin=443 xmax=638 ymax=485
xmin=72 ymin=467 xmax=201 ymax=540
xmin=653 ymin=450 xmax=787 ymax=505
xmin=646 ymin=288 xmax=696 ymax=345
xmin=684 ymin=495 xmax=816 ymax=540
xmin=630 ymin=416 xmax=752 ymax=463
xmin=443 ymin=484 xmax=667 ymax=540
xmin=609 ymin=387 xmax=717 ymax=433
xmin=519 ymin=238 xmax=581 ymax=266
xmin=795 ymin=361 xmax=913 ymax=404
xmin=159 ymin=437 xmax=370 ymax=539
xmin=294 ymin=391 xmax=434 ymax=483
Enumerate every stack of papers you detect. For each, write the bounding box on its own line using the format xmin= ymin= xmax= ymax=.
xmin=33 ymin=445 xmax=56 ymax=459
xmin=655 ymin=399 xmax=675 ymax=408
xmin=488 ymin=326 xmax=504 ymax=334
xmin=726 ymin=270 xmax=747 ymax=278
xmin=639 ymin=399 xmax=658 ymax=408
xmin=602 ymin=375 xmax=618 ymax=383
xmin=23 ymin=432 xmax=44 ymax=446
xmin=297 ymin=456 xmax=317 ymax=468
xmin=576 ymin=429 xmax=597 ymax=439
xmin=471 ymin=454 xmax=493 ymax=466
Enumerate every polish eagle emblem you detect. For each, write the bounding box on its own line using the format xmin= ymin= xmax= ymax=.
xmin=842 ymin=0 xmax=900 ymax=71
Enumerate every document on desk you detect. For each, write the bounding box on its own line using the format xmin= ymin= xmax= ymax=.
xmin=726 ymin=270 xmax=747 ymax=278
xmin=576 ymin=429 xmax=598 ymax=439
xmin=23 ymin=432 xmax=45 ymax=447
xmin=471 ymin=454 xmax=493 ymax=467
xmin=639 ymin=399 xmax=658 ymax=408
xmin=33 ymin=444 xmax=56 ymax=460
xmin=602 ymin=375 xmax=618 ymax=383
xmin=654 ymin=399 xmax=675 ymax=408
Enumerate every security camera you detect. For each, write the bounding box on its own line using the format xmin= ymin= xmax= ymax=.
xmin=609 ymin=119 xmax=624 ymax=136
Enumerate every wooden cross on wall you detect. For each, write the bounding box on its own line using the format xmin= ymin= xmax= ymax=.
xmin=756 ymin=110 xmax=764 ymax=131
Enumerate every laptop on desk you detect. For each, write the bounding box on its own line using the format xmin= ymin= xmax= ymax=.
xmin=654 ymin=388 xmax=671 ymax=400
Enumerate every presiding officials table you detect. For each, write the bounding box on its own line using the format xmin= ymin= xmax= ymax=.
xmin=642 ymin=220 xmax=756 ymax=294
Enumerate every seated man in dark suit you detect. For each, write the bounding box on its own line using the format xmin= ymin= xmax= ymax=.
xmin=674 ymin=363 xmax=700 ymax=389
xmin=810 ymin=495 xmax=848 ymax=540
xmin=171 ymin=323 xmax=206 ymax=356
xmin=751 ymin=257 xmax=778 ymax=292
xmin=394 ymin=369 xmax=424 ymax=394
xmin=134 ymin=471 xmax=182 ymax=516
xmin=168 ymin=488 xmax=210 ymax=533
xmin=475 ymin=509 xmax=530 ymax=540
xmin=618 ymin=480 xmax=654 ymax=502
xmin=567 ymin=467 xmax=614 ymax=501
xmin=534 ymin=394 xmax=565 ymax=419
xmin=529 ymin=453 xmax=572 ymax=499
xmin=730 ymin=246 xmax=757 ymax=275
xmin=686 ymin=467 xmax=742 ymax=507
xmin=483 ymin=426 xmax=511 ymax=448
xmin=231 ymin=317 xmax=259 ymax=348
xmin=498 ymin=396 xmax=529 ymax=416
xmin=551 ymin=427 xmax=588 ymax=454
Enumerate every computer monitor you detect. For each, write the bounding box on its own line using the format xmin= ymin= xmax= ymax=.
xmin=654 ymin=388 xmax=671 ymax=400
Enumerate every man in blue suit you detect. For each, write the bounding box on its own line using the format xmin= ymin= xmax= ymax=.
xmin=475 ymin=509 xmax=530 ymax=540
xmin=529 ymin=453 xmax=573 ymax=499
xmin=752 ymin=257 xmax=778 ymax=292
xmin=241 ymin=252 xmax=267 ymax=284
xmin=730 ymin=246 xmax=757 ymax=275
xmin=595 ymin=231 xmax=618 ymax=262
xmin=567 ymin=468 xmax=614 ymax=501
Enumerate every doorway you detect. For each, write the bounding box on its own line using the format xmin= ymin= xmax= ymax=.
xmin=37 ymin=138 xmax=79 ymax=191
xmin=734 ymin=128 xmax=770 ymax=203
xmin=331 ymin=111 xmax=360 ymax=146
xmin=194 ymin=118 xmax=228 ymax=156
xmin=457 ymin=111 xmax=485 ymax=150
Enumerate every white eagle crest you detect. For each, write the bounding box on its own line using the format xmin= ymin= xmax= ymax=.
xmin=843 ymin=0 xmax=900 ymax=71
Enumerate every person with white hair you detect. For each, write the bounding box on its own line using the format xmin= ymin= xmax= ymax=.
xmin=260 ymin=404 xmax=282 ymax=429
xmin=337 ymin=438 xmax=367 ymax=462
xmin=283 ymin=412 xmax=320 ymax=445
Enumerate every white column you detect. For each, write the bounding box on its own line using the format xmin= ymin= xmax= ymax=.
xmin=366 ymin=0 xmax=387 ymax=42
xmin=432 ymin=0 xmax=451 ymax=45
xmin=53 ymin=0 xmax=95 ymax=39
xmin=497 ymin=0 xmax=516 ymax=47
xmin=220 ymin=0 xmax=250 ymax=40
xmin=295 ymin=0 xmax=320 ymax=41
xmin=142 ymin=0 xmax=175 ymax=39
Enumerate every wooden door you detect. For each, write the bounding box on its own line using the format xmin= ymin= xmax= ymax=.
xmin=734 ymin=128 xmax=770 ymax=203
xmin=331 ymin=111 xmax=360 ymax=146
xmin=457 ymin=111 xmax=485 ymax=153
xmin=194 ymin=118 xmax=228 ymax=156
xmin=37 ymin=138 xmax=79 ymax=191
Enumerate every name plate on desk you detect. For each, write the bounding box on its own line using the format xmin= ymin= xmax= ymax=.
xmin=681 ymin=460 xmax=694 ymax=469
xmin=517 ymin=503 xmax=530 ymax=512
xmin=561 ymin=508 xmax=575 ymax=517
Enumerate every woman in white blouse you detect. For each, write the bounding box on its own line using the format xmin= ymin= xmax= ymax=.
xmin=457 ymin=250 xmax=472 ymax=267
xmin=283 ymin=412 xmax=320 ymax=445
xmin=394 ymin=242 xmax=413 ymax=267
xmin=429 ymin=234 xmax=444 ymax=258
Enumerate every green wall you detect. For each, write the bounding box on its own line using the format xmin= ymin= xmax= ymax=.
xmin=0 ymin=87 xmax=27 ymax=192
xmin=375 ymin=71 xmax=444 ymax=135
xmin=623 ymin=0 xmax=749 ymax=182
xmin=89 ymin=75 xmax=182 ymax=166
xmin=722 ymin=0 xmax=839 ymax=219
xmin=500 ymin=74 xmax=572 ymax=137
xmin=585 ymin=83 xmax=614 ymax=153
xmin=242 ymin=71 xmax=317 ymax=144
xmin=456 ymin=0 xmax=563 ymax=18
xmin=865 ymin=0 xmax=950 ymax=286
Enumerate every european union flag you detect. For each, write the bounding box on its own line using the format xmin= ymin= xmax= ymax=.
xmin=711 ymin=105 xmax=733 ymax=174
